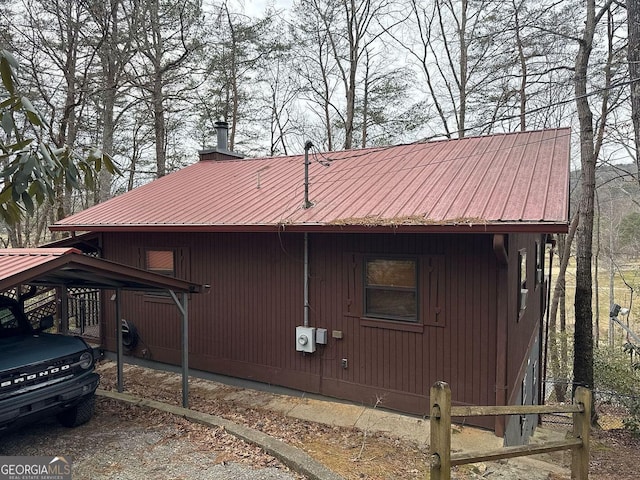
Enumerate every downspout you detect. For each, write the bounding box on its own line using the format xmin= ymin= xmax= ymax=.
xmin=492 ymin=234 xmax=508 ymax=266
xmin=541 ymin=237 xmax=555 ymax=411
xmin=303 ymin=140 xmax=313 ymax=328
xmin=304 ymin=233 xmax=310 ymax=327
xmin=493 ymin=234 xmax=508 ymax=437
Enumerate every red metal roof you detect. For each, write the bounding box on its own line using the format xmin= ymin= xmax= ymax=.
xmin=52 ymin=128 xmax=571 ymax=234
xmin=0 ymin=248 xmax=202 ymax=292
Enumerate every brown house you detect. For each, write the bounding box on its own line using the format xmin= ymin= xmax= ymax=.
xmin=51 ymin=127 xmax=570 ymax=443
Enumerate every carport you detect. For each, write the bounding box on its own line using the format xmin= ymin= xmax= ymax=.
xmin=0 ymin=247 xmax=203 ymax=407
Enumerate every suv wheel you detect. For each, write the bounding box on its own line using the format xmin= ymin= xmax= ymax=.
xmin=57 ymin=394 xmax=95 ymax=428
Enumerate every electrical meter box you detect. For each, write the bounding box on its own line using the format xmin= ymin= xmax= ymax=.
xmin=295 ymin=326 xmax=316 ymax=353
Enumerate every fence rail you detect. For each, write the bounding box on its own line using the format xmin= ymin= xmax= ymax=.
xmin=429 ymin=381 xmax=591 ymax=480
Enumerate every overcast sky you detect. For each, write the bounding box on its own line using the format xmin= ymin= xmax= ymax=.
xmin=243 ymin=0 xmax=294 ymax=15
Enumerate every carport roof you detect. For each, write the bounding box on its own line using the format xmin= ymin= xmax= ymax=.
xmin=0 ymin=248 xmax=203 ymax=293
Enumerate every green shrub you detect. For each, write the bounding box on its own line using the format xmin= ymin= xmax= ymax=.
xmin=594 ymin=345 xmax=640 ymax=436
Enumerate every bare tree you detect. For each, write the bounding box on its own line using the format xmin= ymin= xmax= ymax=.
xmin=293 ymin=0 xmax=400 ymax=149
xmin=86 ymin=0 xmax=135 ymax=203
xmin=573 ymin=0 xmax=615 ymax=401
xmin=291 ymin=1 xmax=341 ymax=150
xmin=356 ymin=48 xmax=412 ymax=147
xmin=261 ymin=43 xmax=298 ymax=156
xmin=10 ymin=0 xmax=104 ymax=226
xmin=127 ymin=0 xmax=202 ymax=177
xmin=629 ymin=0 xmax=640 ymax=184
xmin=393 ymin=0 xmax=507 ymax=138
xmin=195 ymin=4 xmax=277 ymax=153
xmin=549 ymin=214 xmax=579 ymax=402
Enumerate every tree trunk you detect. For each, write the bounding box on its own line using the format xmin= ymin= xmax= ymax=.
xmin=573 ymin=0 xmax=613 ymax=404
xmin=343 ymin=0 xmax=357 ymax=149
xmin=224 ymin=3 xmax=238 ymax=151
xmin=594 ymin=191 xmax=600 ymax=346
xmin=95 ymin=0 xmax=121 ymax=204
xmin=512 ymin=0 xmax=527 ymax=131
xmin=609 ymin=228 xmax=615 ymax=346
xmin=457 ymin=0 xmax=467 ymax=138
xmin=628 ymin=0 xmax=640 ymax=184
xmin=54 ymin=1 xmax=80 ymax=221
xmin=153 ymin=75 xmax=166 ymax=178
xmin=361 ymin=50 xmax=370 ymax=148
xmin=549 ymin=213 xmax=578 ymax=402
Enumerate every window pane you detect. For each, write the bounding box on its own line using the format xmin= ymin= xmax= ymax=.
xmin=366 ymin=289 xmax=417 ymax=320
xmin=520 ymin=250 xmax=527 ymax=288
xmin=366 ymin=259 xmax=416 ymax=288
xmin=146 ymin=250 xmax=174 ymax=275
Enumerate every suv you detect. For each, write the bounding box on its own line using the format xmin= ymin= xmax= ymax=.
xmin=0 ymin=296 xmax=99 ymax=431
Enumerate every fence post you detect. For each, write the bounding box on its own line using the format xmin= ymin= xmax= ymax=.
xmin=571 ymin=387 xmax=591 ymax=480
xmin=430 ymin=381 xmax=452 ymax=480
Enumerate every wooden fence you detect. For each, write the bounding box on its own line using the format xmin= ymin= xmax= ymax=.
xmin=429 ymin=381 xmax=591 ymax=480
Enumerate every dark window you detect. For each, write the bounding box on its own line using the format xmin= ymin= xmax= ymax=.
xmin=0 ymin=305 xmax=29 ymax=338
xmin=518 ymin=249 xmax=527 ymax=315
xmin=146 ymin=250 xmax=175 ymax=276
xmin=535 ymin=240 xmax=544 ymax=286
xmin=364 ymin=258 xmax=418 ymax=322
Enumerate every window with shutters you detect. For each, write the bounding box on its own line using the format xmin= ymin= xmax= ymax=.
xmin=348 ymin=254 xmax=445 ymax=332
xmin=364 ymin=258 xmax=418 ymax=322
xmin=146 ymin=250 xmax=175 ymax=276
xmin=141 ymin=247 xmax=190 ymax=301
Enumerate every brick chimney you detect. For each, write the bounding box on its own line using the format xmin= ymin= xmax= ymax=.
xmin=199 ymin=121 xmax=244 ymax=161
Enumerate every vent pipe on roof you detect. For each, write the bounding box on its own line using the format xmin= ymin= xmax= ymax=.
xmin=215 ymin=120 xmax=229 ymax=152
xmin=198 ymin=121 xmax=243 ymax=161
xmin=303 ymin=140 xmax=313 ymax=209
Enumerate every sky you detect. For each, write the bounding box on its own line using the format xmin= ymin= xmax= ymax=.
xmin=242 ymin=0 xmax=294 ymax=16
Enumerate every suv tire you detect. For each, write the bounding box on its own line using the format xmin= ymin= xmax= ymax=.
xmin=57 ymin=394 xmax=95 ymax=428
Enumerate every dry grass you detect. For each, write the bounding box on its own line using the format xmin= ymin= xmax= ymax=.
xmin=98 ymin=363 xmax=431 ymax=480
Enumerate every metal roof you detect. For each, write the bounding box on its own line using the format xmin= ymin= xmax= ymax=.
xmin=0 ymin=248 xmax=202 ymax=293
xmin=51 ymin=128 xmax=571 ymax=234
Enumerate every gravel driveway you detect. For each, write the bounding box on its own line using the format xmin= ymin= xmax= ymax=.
xmin=0 ymin=397 xmax=302 ymax=480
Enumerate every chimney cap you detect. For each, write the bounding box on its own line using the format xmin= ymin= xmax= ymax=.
xmin=198 ymin=120 xmax=244 ymax=160
xmin=215 ymin=121 xmax=229 ymax=152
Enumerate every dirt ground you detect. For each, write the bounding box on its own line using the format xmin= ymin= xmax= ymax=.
xmin=0 ymin=397 xmax=301 ymax=480
xmin=91 ymin=362 xmax=640 ymax=479
xmin=589 ymin=428 xmax=640 ymax=479
xmin=0 ymin=398 xmax=303 ymax=480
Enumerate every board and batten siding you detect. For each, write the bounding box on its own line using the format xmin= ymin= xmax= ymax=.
xmin=100 ymin=231 xmax=526 ymax=424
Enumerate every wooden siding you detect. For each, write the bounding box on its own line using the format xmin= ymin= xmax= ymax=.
xmin=98 ymin=231 xmax=538 ymax=424
xmin=504 ymin=233 xmax=545 ymax=405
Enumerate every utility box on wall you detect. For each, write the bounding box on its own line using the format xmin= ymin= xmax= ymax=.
xmin=316 ymin=328 xmax=328 ymax=344
xmin=295 ymin=326 xmax=316 ymax=353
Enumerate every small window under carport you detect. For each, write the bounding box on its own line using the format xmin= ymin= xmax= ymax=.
xmin=0 ymin=248 xmax=206 ymax=408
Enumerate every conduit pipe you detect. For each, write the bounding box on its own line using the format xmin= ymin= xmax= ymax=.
xmin=303 ymin=140 xmax=313 ymax=328
xmin=304 ymin=232 xmax=310 ymax=328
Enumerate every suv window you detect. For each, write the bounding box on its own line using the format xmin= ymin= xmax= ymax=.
xmin=0 ymin=305 xmax=30 ymax=338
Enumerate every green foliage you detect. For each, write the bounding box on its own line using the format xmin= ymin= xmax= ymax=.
xmin=0 ymin=50 xmax=120 ymax=224
xmin=623 ymin=342 xmax=640 ymax=371
xmin=617 ymin=211 xmax=640 ymax=255
xmin=594 ymin=345 xmax=640 ymax=436
xmin=595 ymin=346 xmax=640 ymax=396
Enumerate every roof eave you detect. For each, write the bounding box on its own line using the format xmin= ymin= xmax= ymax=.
xmin=0 ymin=251 xmax=203 ymax=293
xmin=50 ymin=221 xmax=569 ymax=235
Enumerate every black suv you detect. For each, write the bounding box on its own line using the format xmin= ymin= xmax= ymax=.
xmin=0 ymin=296 xmax=99 ymax=430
